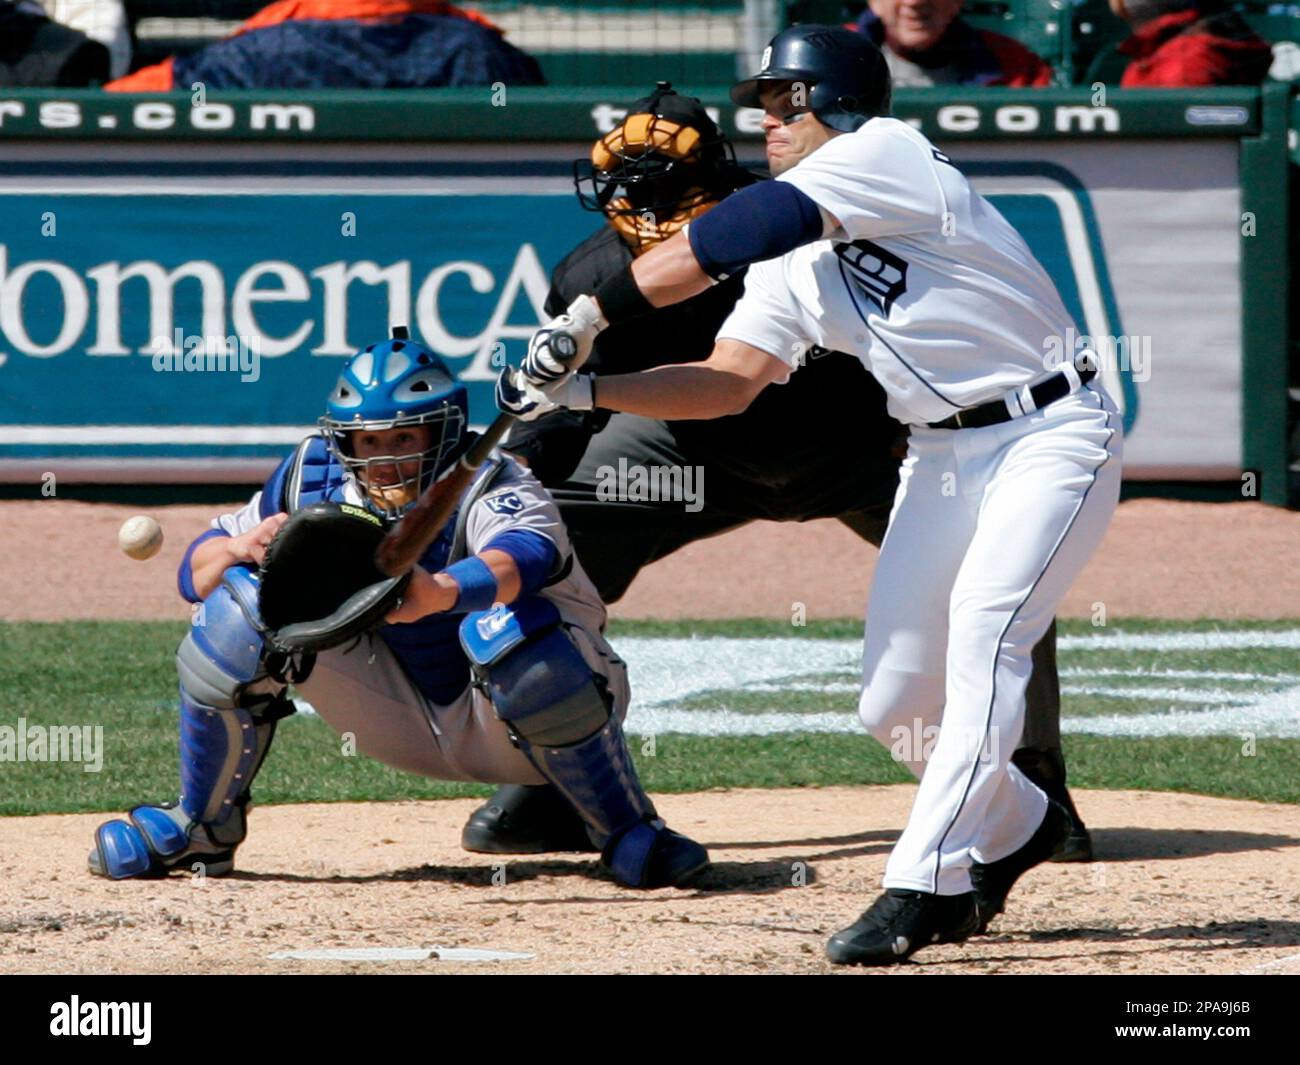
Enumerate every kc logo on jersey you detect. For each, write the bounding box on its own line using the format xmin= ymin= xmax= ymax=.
xmin=836 ymin=239 xmax=909 ymax=316
xmin=484 ymin=491 xmax=525 ymax=515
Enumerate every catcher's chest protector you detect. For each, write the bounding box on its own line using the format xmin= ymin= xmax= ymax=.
xmin=279 ymin=435 xmax=348 ymax=514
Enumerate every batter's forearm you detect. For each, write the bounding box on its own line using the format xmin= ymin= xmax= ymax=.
xmin=624 ymin=230 xmax=715 ymax=308
xmin=593 ymin=364 xmax=758 ymax=420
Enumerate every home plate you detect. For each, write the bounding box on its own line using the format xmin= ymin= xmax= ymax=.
xmin=269 ymin=947 xmax=534 ymax=963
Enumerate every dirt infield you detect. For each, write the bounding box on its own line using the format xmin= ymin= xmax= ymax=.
xmin=2 ymin=497 xmax=1298 ymax=622
xmin=2 ymin=787 xmax=1298 ymax=975
xmin=2 ymin=496 xmax=1299 ymax=974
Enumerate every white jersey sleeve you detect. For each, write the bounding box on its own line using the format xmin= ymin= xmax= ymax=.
xmin=714 ymin=255 xmax=807 ymax=375
xmin=211 ymin=493 xmax=265 ymax=538
xmin=463 ymin=459 xmax=572 ymax=560
xmin=776 ymin=119 xmax=947 ymax=242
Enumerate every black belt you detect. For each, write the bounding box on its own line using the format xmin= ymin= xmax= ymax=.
xmin=926 ymin=367 xmax=1096 ymax=431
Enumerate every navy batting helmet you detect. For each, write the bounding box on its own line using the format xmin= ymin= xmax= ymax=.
xmin=731 ymin=24 xmax=891 ymax=133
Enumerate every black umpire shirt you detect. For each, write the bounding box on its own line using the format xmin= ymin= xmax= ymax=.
xmin=509 ymin=223 xmax=905 ymax=520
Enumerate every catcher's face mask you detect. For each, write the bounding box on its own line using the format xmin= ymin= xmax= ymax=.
xmin=574 ymin=82 xmax=744 ymax=255
xmin=346 ymin=424 xmax=440 ymax=515
xmin=321 ymin=332 xmax=469 ymax=519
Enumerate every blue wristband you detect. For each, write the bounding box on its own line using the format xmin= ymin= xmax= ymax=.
xmin=444 ymin=555 xmax=498 ymax=613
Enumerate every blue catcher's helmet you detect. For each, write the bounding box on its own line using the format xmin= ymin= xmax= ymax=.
xmin=320 ymin=327 xmax=469 ymax=517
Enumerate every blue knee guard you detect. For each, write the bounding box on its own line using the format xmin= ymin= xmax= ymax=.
xmin=175 ymin=565 xmax=291 ymax=824
xmin=461 ymin=601 xmax=709 ymax=887
xmin=90 ymin=567 xmax=295 ymax=880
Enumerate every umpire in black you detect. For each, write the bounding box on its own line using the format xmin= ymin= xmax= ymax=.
xmin=461 ymin=82 xmax=1092 ymax=861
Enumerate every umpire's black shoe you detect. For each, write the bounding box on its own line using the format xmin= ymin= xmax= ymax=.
xmin=1011 ymin=747 xmax=1092 ymax=863
xmin=970 ymin=799 xmax=1071 ymax=934
xmin=826 ymin=889 xmax=978 ymax=966
xmin=461 ymin=784 xmax=598 ymax=855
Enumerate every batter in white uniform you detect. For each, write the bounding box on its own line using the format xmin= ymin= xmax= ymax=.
xmin=498 ymin=24 xmax=1121 ymax=965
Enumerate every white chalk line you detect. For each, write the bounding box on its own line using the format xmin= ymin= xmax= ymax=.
xmin=269 ymin=946 xmax=534 ymax=963
xmin=1237 ymin=951 xmax=1300 ymax=975
xmin=1061 ymin=685 xmax=1256 ymax=706
xmin=291 ymin=628 xmax=1300 ymax=738
xmin=1056 ymin=630 xmax=1300 ymax=651
xmin=1061 ymin=667 xmax=1300 ymax=683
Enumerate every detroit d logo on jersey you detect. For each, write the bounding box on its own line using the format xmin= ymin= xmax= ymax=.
xmin=837 ymin=239 xmax=909 ymax=317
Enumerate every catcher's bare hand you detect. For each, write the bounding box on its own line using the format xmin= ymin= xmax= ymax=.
xmin=384 ymin=566 xmax=458 ymax=624
xmin=230 ymin=512 xmax=289 ymax=566
xmin=189 ymin=511 xmax=289 ymax=599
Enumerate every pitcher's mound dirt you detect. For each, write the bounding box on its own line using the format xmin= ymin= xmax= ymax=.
xmin=3 ymin=787 xmax=1297 ymax=975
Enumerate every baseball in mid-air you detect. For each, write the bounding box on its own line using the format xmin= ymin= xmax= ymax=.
xmin=118 ymin=515 xmax=164 ymax=561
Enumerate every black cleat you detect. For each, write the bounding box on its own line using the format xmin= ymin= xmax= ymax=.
xmin=1012 ymin=747 xmax=1093 ymax=863
xmin=826 ymin=889 xmax=978 ymax=966
xmin=460 ymin=784 xmax=598 ymax=855
xmin=970 ymin=799 xmax=1071 ymax=933
xmin=1053 ymin=823 xmax=1094 ymax=864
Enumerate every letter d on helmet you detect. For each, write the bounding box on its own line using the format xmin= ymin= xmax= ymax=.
xmin=732 ymin=24 xmax=891 ymax=133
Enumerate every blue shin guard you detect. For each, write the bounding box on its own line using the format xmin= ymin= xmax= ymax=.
xmin=461 ymin=601 xmax=709 ymax=888
xmin=90 ymin=567 xmax=295 ymax=880
xmin=527 ymin=718 xmax=709 ymax=888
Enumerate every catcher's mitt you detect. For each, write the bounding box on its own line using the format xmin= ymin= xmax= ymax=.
xmin=259 ymin=502 xmax=411 ymax=653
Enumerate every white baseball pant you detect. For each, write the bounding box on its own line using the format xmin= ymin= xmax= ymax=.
xmin=858 ymin=383 xmax=1122 ymax=895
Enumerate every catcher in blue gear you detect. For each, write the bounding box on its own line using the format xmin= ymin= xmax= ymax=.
xmin=87 ymin=327 xmax=709 ymax=891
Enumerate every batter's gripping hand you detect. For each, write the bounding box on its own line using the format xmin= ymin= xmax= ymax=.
xmin=496 ymin=366 xmax=594 ymax=422
xmin=521 ymin=294 xmax=607 ymax=385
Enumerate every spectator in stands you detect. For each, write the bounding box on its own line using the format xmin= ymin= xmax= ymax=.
xmin=39 ymin=0 xmax=130 ymax=81
xmin=0 ymin=0 xmax=109 ymax=86
xmin=854 ymin=0 xmax=1055 ymax=86
xmin=1107 ymin=0 xmax=1274 ymax=85
xmin=108 ymin=0 xmax=543 ymax=91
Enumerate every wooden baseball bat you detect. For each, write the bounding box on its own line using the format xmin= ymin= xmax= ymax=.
xmin=373 ymin=411 xmax=515 ymax=577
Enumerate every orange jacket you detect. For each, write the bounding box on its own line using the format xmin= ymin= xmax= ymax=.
xmin=108 ymin=0 xmax=501 ymax=91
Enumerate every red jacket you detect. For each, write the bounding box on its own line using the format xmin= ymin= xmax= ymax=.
xmin=1119 ymin=9 xmax=1274 ymax=87
xmin=978 ymin=29 xmax=1055 ymax=87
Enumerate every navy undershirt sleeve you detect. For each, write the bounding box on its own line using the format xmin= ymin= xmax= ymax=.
xmin=687 ymin=181 xmax=825 ymax=281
